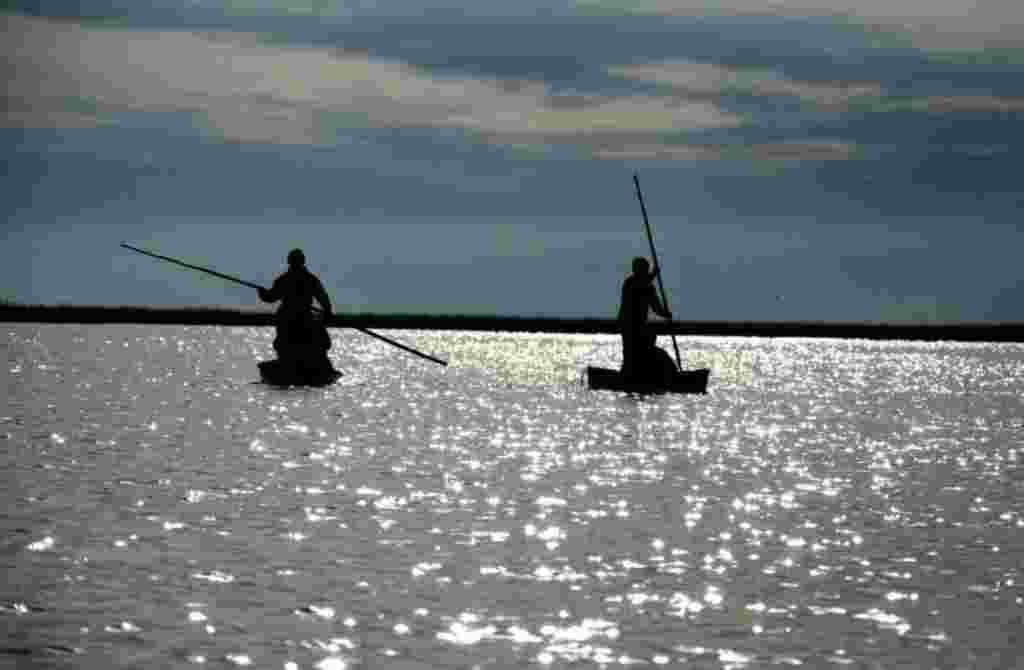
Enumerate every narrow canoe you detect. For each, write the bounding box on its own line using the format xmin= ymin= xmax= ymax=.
xmin=586 ymin=366 xmax=710 ymax=395
xmin=258 ymin=359 xmax=342 ymax=387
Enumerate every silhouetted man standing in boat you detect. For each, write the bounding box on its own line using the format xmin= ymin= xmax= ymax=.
xmin=619 ymin=257 xmax=674 ymax=383
xmin=258 ymin=249 xmax=333 ymax=370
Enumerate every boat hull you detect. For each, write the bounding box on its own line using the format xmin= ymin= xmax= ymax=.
xmin=258 ymin=359 xmax=341 ymax=387
xmin=586 ymin=366 xmax=709 ymax=395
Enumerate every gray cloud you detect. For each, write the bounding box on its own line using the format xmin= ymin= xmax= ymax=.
xmin=609 ymin=61 xmax=882 ymax=107
xmin=898 ymin=96 xmax=1024 ymax=113
xmin=577 ymin=0 xmax=1024 ymax=51
xmin=592 ymin=140 xmax=855 ymax=161
xmin=1 ymin=14 xmax=739 ymax=155
xmin=609 ymin=60 xmax=1024 ymax=115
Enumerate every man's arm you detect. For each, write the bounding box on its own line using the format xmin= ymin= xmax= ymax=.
xmin=258 ymin=276 xmax=281 ymax=303
xmin=314 ymin=277 xmax=332 ymax=314
xmin=645 ymin=266 xmax=673 ymax=319
xmin=649 ymin=285 xmax=672 ymax=320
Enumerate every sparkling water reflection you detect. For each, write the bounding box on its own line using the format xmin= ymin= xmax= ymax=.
xmin=2 ymin=325 xmax=1023 ymax=668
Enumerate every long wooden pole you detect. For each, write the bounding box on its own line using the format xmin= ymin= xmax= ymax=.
xmin=121 ymin=243 xmax=264 ymax=290
xmin=632 ymin=174 xmax=682 ymax=371
xmin=120 ymin=243 xmax=448 ymax=366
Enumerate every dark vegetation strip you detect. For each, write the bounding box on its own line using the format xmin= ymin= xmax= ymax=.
xmin=1 ymin=304 xmax=1023 ymax=342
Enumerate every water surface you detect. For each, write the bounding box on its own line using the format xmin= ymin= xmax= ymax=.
xmin=3 ymin=325 xmax=1023 ymax=668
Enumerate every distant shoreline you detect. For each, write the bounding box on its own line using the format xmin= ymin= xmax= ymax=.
xmin=2 ymin=304 xmax=1022 ymax=342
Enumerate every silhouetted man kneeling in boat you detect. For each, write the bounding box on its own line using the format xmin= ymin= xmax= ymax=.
xmin=619 ymin=257 xmax=675 ymax=385
xmin=258 ymin=249 xmax=334 ymax=373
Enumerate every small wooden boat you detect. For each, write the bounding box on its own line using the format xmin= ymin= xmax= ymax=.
xmin=258 ymin=359 xmax=342 ymax=387
xmin=586 ymin=366 xmax=710 ymax=395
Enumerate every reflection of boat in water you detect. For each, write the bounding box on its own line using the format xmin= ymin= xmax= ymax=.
xmin=586 ymin=366 xmax=709 ymax=395
xmin=258 ymin=359 xmax=342 ymax=387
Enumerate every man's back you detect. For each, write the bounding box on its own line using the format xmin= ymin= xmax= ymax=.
xmin=270 ymin=267 xmax=330 ymax=317
xmin=619 ymin=274 xmax=656 ymax=331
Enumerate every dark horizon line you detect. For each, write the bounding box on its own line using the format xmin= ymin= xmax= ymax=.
xmin=2 ymin=303 xmax=1023 ymax=342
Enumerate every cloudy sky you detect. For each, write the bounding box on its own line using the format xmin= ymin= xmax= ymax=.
xmin=2 ymin=1 xmax=1021 ymax=321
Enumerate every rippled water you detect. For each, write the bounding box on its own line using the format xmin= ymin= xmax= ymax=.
xmin=3 ymin=325 xmax=1023 ymax=669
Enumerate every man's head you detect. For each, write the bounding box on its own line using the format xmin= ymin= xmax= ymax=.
xmin=631 ymin=257 xmax=650 ymax=277
xmin=287 ymin=248 xmax=305 ymax=269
